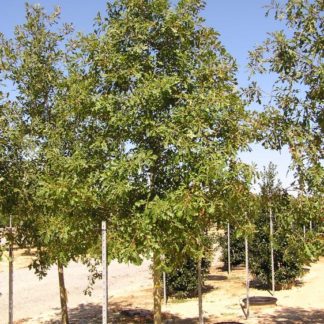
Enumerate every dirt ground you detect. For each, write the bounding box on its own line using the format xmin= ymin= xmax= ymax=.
xmin=5 ymin=251 xmax=323 ymax=324
xmin=0 ymin=247 xmax=36 ymax=270
xmin=106 ymin=258 xmax=324 ymax=324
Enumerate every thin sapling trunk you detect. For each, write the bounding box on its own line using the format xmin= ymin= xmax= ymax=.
xmin=153 ymin=252 xmax=162 ymax=324
xmin=58 ymin=262 xmax=69 ymax=324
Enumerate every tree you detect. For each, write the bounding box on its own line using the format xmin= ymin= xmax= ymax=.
xmin=80 ymin=0 xmax=250 ymax=322
xmin=248 ymin=0 xmax=323 ymax=194
xmin=250 ymin=163 xmax=315 ymax=289
xmin=0 ymin=5 xmax=99 ymax=323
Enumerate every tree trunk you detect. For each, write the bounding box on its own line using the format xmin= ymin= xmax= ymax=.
xmin=153 ymin=252 xmax=162 ymax=324
xmin=58 ymin=262 xmax=69 ymax=324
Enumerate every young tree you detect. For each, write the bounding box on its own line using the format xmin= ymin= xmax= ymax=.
xmin=250 ymin=164 xmax=312 ymax=289
xmin=80 ymin=0 xmax=250 ymax=322
xmin=0 ymin=5 xmax=100 ymax=323
xmin=248 ymin=0 xmax=323 ymax=194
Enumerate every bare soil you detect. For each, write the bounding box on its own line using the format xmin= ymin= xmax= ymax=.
xmin=106 ymin=257 xmax=324 ymax=324
xmin=1 ymin=250 xmax=324 ymax=323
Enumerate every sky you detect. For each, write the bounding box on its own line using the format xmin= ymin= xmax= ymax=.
xmin=0 ymin=0 xmax=294 ymax=189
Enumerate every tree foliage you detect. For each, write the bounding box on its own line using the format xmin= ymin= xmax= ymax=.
xmin=77 ymin=0 xmax=250 ymax=320
xmin=77 ymin=0 xmax=250 ymax=265
xmin=249 ymin=164 xmax=322 ymax=289
xmin=248 ymin=0 xmax=324 ymax=193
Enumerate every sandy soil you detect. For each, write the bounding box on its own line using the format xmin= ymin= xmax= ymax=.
xmin=0 ymin=252 xmax=151 ymax=324
xmin=1 ymin=250 xmax=324 ymax=323
xmin=106 ymin=257 xmax=324 ymax=324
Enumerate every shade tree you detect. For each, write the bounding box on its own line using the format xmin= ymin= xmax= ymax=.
xmin=79 ymin=0 xmax=251 ymax=322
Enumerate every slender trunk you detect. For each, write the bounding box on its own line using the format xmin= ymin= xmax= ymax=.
xmin=153 ymin=252 xmax=162 ymax=324
xmin=197 ymin=258 xmax=204 ymax=324
xmin=58 ymin=262 xmax=69 ymax=324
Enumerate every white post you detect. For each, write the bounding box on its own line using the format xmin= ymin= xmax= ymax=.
xmin=303 ymin=225 xmax=306 ymax=238
xmin=198 ymin=258 xmax=204 ymax=324
xmin=309 ymin=221 xmax=312 ymax=231
xmin=227 ymin=223 xmax=231 ymax=274
xmin=245 ymin=237 xmax=250 ymax=319
xmin=102 ymin=221 xmax=107 ymax=324
xmin=269 ymin=208 xmax=275 ymax=294
xmin=9 ymin=215 xmax=13 ymax=324
xmin=163 ymin=272 xmax=167 ymax=305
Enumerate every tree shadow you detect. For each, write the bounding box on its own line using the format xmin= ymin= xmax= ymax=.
xmin=258 ymin=307 xmax=324 ymax=324
xmin=42 ymin=301 xmax=200 ymax=323
xmin=249 ymin=277 xmax=270 ymax=290
xmin=250 ymin=277 xmax=302 ymax=291
xmin=206 ymin=274 xmax=228 ymax=281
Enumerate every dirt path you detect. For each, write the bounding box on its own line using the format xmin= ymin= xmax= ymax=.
xmin=0 ymin=260 xmax=152 ymax=323
xmin=1 ymin=253 xmax=324 ymax=323
xmin=110 ymin=256 xmax=324 ymax=323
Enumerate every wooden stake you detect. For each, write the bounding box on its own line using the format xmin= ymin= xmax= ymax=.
xmin=102 ymin=221 xmax=108 ymax=324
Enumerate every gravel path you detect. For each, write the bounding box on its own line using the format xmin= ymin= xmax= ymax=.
xmin=0 ymin=260 xmax=152 ymax=323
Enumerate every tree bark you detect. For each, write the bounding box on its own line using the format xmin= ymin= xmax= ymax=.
xmin=58 ymin=262 xmax=69 ymax=324
xmin=153 ymin=252 xmax=162 ymax=324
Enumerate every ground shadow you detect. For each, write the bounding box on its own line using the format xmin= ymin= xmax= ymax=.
xmin=257 ymin=306 xmax=324 ymax=324
xmin=250 ymin=277 xmax=303 ymax=291
xmin=249 ymin=277 xmax=270 ymax=290
xmin=41 ymin=301 xmax=201 ymax=323
xmin=206 ymin=274 xmax=228 ymax=281
xmin=220 ymin=264 xmax=245 ymax=272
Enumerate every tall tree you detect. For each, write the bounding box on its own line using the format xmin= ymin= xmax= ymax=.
xmin=80 ymin=0 xmax=250 ymax=322
xmin=248 ymin=0 xmax=323 ymax=193
xmin=0 ymin=5 xmax=99 ymax=323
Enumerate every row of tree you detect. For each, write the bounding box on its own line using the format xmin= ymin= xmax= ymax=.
xmin=0 ymin=1 xmax=322 ymax=323
xmin=221 ymin=163 xmax=323 ymax=290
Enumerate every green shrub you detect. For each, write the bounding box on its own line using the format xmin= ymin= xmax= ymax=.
xmin=250 ymin=220 xmax=308 ymax=289
xmin=165 ymin=257 xmax=211 ymax=299
xmin=249 ymin=163 xmax=316 ymax=289
xmin=219 ymin=228 xmax=245 ymax=269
